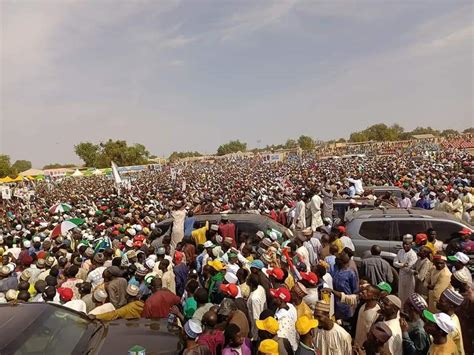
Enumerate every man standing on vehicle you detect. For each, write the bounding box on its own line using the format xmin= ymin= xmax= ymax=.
xmin=218 ymin=215 xmax=236 ymax=248
xmin=309 ymin=189 xmax=324 ymax=232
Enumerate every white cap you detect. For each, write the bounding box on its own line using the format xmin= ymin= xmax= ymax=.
xmin=23 ymin=240 xmax=31 ymax=248
xmin=33 ymin=236 xmax=41 ymax=243
xmin=224 ymin=272 xmax=238 ymax=284
xmin=203 ymin=241 xmax=215 ymax=248
xmin=454 ymin=252 xmax=469 ymax=264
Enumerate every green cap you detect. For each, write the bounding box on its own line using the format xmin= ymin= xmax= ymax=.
xmin=377 ymin=282 xmax=392 ymax=294
xmin=447 ymin=255 xmax=458 ymax=262
xmin=422 ymin=309 xmax=436 ymax=324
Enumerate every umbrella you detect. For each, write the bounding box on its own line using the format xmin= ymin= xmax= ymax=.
xmin=49 ymin=203 xmax=72 ymax=214
xmin=51 ymin=218 xmax=85 ymax=238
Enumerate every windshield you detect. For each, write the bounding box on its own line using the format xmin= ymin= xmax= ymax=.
xmin=3 ymin=306 xmax=96 ymax=355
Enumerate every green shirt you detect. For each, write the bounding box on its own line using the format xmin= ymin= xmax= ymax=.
xmin=184 ymin=296 xmax=197 ymax=319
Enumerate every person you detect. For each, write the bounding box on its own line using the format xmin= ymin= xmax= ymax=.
xmin=258 ymin=339 xmax=279 ymax=355
xmin=422 ymin=310 xmax=458 ymax=355
xmin=171 ymin=204 xmax=186 ymax=254
xmin=295 ymin=315 xmax=318 ymax=355
xmin=218 ymin=298 xmax=250 ymax=339
xmin=398 ymin=192 xmax=412 ymax=208
xmin=394 ymin=234 xmax=418 ymax=304
xmin=413 ymin=246 xmax=432 ymax=299
xmin=332 ymin=253 xmax=358 ymax=321
xmin=197 ymin=310 xmax=225 ymax=355
xmin=142 ymin=277 xmax=181 ymax=319
xmin=447 ymin=252 xmax=472 ymax=285
xmin=436 ymin=288 xmax=465 ymax=355
xmin=353 ymin=285 xmax=380 ymax=347
xmin=380 ymin=294 xmax=403 ymax=355
xmin=222 ymin=323 xmax=251 ymax=355
xmin=356 ymin=322 xmax=393 ymax=355
xmin=425 ymin=255 xmax=451 ymax=312
xmin=426 ymin=229 xmax=443 ymax=255
xmin=360 ymin=245 xmax=394 ymax=287
xmin=191 ymin=288 xmax=214 ymax=322
xmin=104 ymin=266 xmax=128 ymax=309
xmin=451 ymin=271 xmax=474 ymax=355
xmin=313 ymin=301 xmax=352 ymax=355
xmin=218 ymin=215 xmax=236 ymax=248
xmin=400 ymin=293 xmax=431 ymax=355
xmin=158 ymin=259 xmax=176 ymax=294
xmin=271 ymin=287 xmax=298 ymax=352
xmin=309 ymin=190 xmax=323 ymax=231
xmin=207 ymin=260 xmax=226 ymax=304
xmin=246 ymin=273 xmax=267 ymax=340
xmin=290 ymin=282 xmax=313 ymax=319
xmin=256 ymin=311 xmax=293 ymax=355
xmin=182 ymin=319 xmax=211 ymax=355
xmin=95 ymin=284 xmax=144 ymax=321
xmin=88 ymin=288 xmax=116 ymax=316
xmin=174 ymin=251 xmax=189 ymax=296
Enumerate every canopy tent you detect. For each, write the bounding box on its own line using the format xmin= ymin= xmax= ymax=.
xmin=92 ymin=169 xmax=103 ymax=175
xmin=35 ymin=175 xmax=45 ymax=181
xmin=19 ymin=168 xmax=45 ymax=177
xmin=72 ymin=169 xmax=83 ymax=177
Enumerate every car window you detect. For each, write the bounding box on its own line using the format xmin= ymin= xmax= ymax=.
xmin=359 ymin=221 xmax=393 ymax=240
xmin=428 ymin=221 xmax=464 ymax=242
xmin=393 ymin=220 xmax=427 ymax=241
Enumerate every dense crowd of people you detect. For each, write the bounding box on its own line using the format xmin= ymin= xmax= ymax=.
xmin=0 ymin=140 xmax=473 ymax=354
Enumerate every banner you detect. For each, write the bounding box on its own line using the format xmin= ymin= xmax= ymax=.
xmin=1 ymin=186 xmax=11 ymax=200
xmin=111 ymin=161 xmax=122 ymax=184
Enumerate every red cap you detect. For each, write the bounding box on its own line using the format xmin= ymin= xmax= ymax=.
xmin=433 ymin=255 xmax=447 ymax=261
xmin=270 ymin=287 xmax=291 ymax=302
xmin=337 ymin=226 xmax=346 ymax=234
xmin=174 ymin=251 xmax=184 ymax=264
xmin=266 ymin=268 xmax=285 ymax=281
xmin=220 ymin=283 xmax=239 ymax=298
xmin=133 ymin=241 xmax=143 ymax=248
xmin=300 ymin=272 xmax=318 ymax=285
xmin=459 ymin=228 xmax=472 ymax=236
xmin=57 ymin=287 xmax=74 ymax=302
xmin=415 ymin=233 xmax=427 ymax=245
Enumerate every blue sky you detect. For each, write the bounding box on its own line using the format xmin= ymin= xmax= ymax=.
xmin=1 ymin=0 xmax=473 ymax=166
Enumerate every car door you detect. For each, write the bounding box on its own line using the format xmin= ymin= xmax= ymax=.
xmin=356 ymin=219 xmax=395 ymax=257
xmin=391 ymin=219 xmax=428 ymax=253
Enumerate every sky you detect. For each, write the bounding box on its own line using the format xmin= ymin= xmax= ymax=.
xmin=1 ymin=0 xmax=473 ymax=167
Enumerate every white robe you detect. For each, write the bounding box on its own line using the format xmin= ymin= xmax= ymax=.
xmin=313 ymin=323 xmax=352 ymax=355
xmin=394 ymin=249 xmax=417 ymax=304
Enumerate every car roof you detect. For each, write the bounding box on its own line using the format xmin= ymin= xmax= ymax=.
xmin=158 ymin=213 xmax=283 ymax=225
xmin=346 ymin=207 xmax=470 ymax=224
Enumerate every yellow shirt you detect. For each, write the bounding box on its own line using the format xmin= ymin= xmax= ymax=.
xmin=331 ymin=239 xmax=344 ymax=253
xmin=429 ymin=337 xmax=459 ymax=355
xmin=296 ymin=300 xmax=313 ymax=319
xmin=192 ymin=221 xmax=209 ymax=245
xmin=285 ymin=273 xmax=295 ymax=290
xmin=96 ymin=300 xmax=144 ymax=321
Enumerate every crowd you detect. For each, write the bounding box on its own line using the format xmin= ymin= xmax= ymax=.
xmin=0 ymin=141 xmax=473 ymax=355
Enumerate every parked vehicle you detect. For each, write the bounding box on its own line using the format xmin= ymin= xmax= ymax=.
xmin=0 ymin=302 xmax=182 ymax=354
xmin=364 ymin=186 xmax=407 ymax=199
xmin=345 ymin=208 xmax=473 ymax=262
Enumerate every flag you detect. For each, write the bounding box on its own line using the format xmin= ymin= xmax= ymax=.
xmin=111 ymin=161 xmax=122 ymax=184
xmin=94 ymin=236 xmax=112 ymax=254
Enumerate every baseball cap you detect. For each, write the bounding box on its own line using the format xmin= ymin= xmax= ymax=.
xmin=415 ymin=233 xmax=428 ymax=245
xmin=377 ymin=282 xmax=392 ymax=294
xmin=270 ymin=287 xmax=291 ymax=302
xmin=266 ymin=268 xmax=284 ymax=281
xmin=447 ymin=252 xmax=469 ymax=264
xmin=250 ymin=260 xmax=264 ymax=270
xmin=295 ymin=315 xmax=319 ymax=335
xmin=255 ymin=316 xmax=279 ymax=335
xmin=207 ymin=260 xmax=226 ymax=271
xmin=57 ymin=287 xmax=74 ymax=302
xmin=423 ymin=310 xmax=455 ymax=334
xmin=220 ymin=283 xmax=239 ymax=298
xmin=258 ymin=339 xmax=279 ymax=355
xmin=203 ymin=241 xmax=215 ymax=248
xmin=300 ymin=272 xmax=318 ymax=285
xmin=459 ymin=228 xmax=472 ymax=236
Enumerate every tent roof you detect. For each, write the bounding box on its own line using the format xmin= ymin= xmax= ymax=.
xmin=72 ymin=169 xmax=83 ymax=177
xmin=19 ymin=168 xmax=45 ymax=177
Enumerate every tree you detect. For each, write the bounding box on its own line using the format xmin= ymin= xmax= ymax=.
xmin=440 ymin=129 xmax=459 ymax=137
xmin=217 ymin=140 xmax=247 ymax=156
xmin=0 ymin=154 xmax=12 ymax=178
xmin=74 ymin=140 xmax=151 ymax=168
xmin=284 ymin=139 xmax=298 ymax=149
xmin=74 ymin=142 xmax=99 ymax=167
xmin=168 ymin=151 xmax=202 ymax=162
xmin=11 ymin=160 xmax=32 ymax=174
xmin=409 ymin=126 xmax=440 ymax=137
xmin=43 ymin=163 xmax=77 ymax=169
xmin=463 ymin=128 xmax=474 ymax=134
xmin=297 ymin=135 xmax=315 ymax=150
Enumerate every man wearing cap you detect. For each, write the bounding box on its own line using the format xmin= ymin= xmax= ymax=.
xmin=95 ymin=284 xmax=144 ymax=321
xmin=247 ymin=274 xmax=267 ymax=341
xmin=0 ymin=265 xmax=18 ymax=292
xmin=380 ymin=295 xmax=403 ymax=355
xmin=88 ymin=288 xmax=115 ymax=316
xmin=423 ymin=310 xmax=458 ymax=354
xmin=295 ymin=315 xmax=318 ymax=354
xmin=413 ymin=246 xmax=433 ymax=299
xmin=290 ymin=282 xmax=312 ymax=320
xmin=425 ymin=255 xmax=452 ymax=312
xmin=394 ymin=234 xmax=418 ymax=304
xmin=313 ymin=301 xmax=352 ymax=355
xmin=207 ymin=259 xmax=226 ymax=304
xmin=103 ymin=266 xmax=128 ymax=309
xmin=354 ymin=285 xmax=381 ymax=347
xmin=271 ymin=287 xmax=298 ymax=351
xmin=218 ymin=215 xmax=236 ymax=248
xmin=437 ymin=288 xmax=465 ymax=355
xmin=448 ymin=252 xmax=472 ymax=285
xmin=86 ymin=253 xmax=107 ymax=290
xmin=182 ymin=319 xmax=209 ymax=355
xmin=258 ymin=339 xmax=279 ymax=355
xmin=401 ymin=293 xmax=431 ymax=355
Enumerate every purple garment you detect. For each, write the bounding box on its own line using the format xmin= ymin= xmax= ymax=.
xmin=173 ymin=263 xmax=189 ymax=296
xmin=222 ymin=338 xmax=252 ymax=355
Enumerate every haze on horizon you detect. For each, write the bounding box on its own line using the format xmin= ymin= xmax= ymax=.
xmin=1 ymin=0 xmax=473 ymax=167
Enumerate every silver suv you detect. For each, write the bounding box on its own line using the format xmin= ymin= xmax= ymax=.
xmin=345 ymin=208 xmax=472 ymax=262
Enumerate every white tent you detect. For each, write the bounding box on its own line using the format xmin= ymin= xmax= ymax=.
xmin=92 ymin=169 xmax=103 ymax=175
xmin=19 ymin=168 xmax=44 ymax=177
xmin=72 ymin=169 xmax=83 ymax=177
